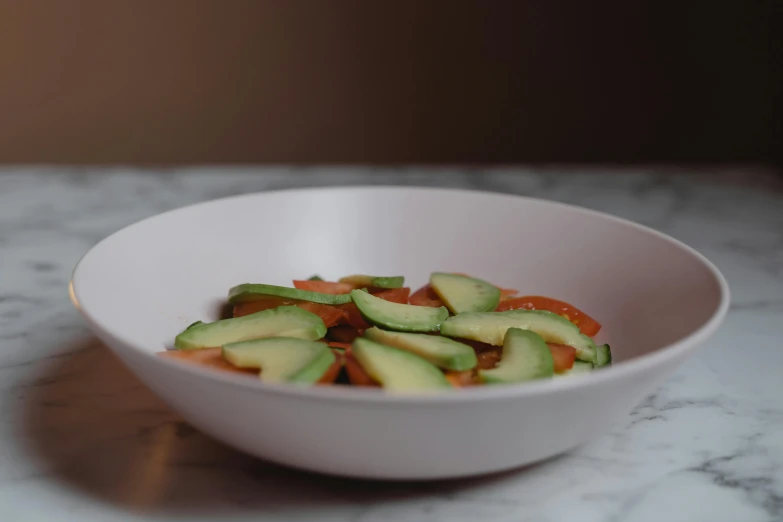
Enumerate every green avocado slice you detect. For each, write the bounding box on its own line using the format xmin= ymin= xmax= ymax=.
xmin=430 ymin=272 xmax=501 ymax=314
xmin=175 ymin=306 xmax=326 ymax=350
xmin=350 ymin=290 xmax=448 ymax=332
xmin=223 ymin=337 xmax=335 ymax=384
xmin=364 ymin=327 xmax=477 ymax=371
xmin=351 ymin=337 xmax=450 ymax=391
xmin=479 ymin=328 xmax=554 ymax=384
xmin=338 ymin=274 xmax=405 ymax=289
xmin=228 ymin=283 xmax=353 ymax=305
xmin=555 ymin=361 xmax=595 ymax=377
xmin=595 ymin=344 xmax=612 ymax=367
xmin=440 ymin=309 xmax=597 ymax=363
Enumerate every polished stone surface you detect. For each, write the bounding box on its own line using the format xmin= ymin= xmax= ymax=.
xmin=1 ymin=166 xmax=782 ymax=521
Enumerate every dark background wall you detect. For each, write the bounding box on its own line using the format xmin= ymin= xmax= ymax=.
xmin=0 ymin=1 xmax=778 ymax=164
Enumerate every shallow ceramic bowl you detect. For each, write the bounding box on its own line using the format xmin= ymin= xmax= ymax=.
xmin=71 ymin=187 xmax=729 ymax=479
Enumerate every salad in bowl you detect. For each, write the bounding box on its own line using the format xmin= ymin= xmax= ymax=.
xmin=162 ymin=272 xmax=610 ymax=392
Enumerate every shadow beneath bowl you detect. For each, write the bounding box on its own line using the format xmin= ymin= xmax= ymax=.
xmin=19 ymin=335 xmax=563 ymax=517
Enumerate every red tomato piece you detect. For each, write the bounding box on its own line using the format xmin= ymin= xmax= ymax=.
xmin=233 ymin=299 xmax=346 ymax=328
xmin=327 ymin=342 xmax=352 ymax=350
xmin=476 ymin=349 xmax=502 ymax=370
xmin=451 ymin=338 xmax=501 ymax=372
xmin=445 ymin=370 xmax=477 ymax=387
xmin=372 ymin=287 xmax=410 ymax=304
xmin=408 ymin=284 xmax=444 ymax=307
xmin=498 ymin=288 xmax=519 ymax=300
xmin=233 ymin=298 xmax=293 ymax=317
xmin=296 ymin=302 xmax=348 ymax=328
xmin=158 ymin=348 xmax=257 ymax=376
xmin=495 ymin=296 xmax=602 ymax=336
xmin=327 ymin=325 xmax=364 ymax=343
xmin=452 ymin=337 xmax=497 ymax=352
xmin=344 ymin=350 xmax=379 ymax=386
xmin=317 ymin=350 xmax=345 ymax=385
xmin=338 ymin=302 xmax=372 ymax=329
xmin=547 ymin=343 xmax=577 ymax=372
xmin=293 ymin=280 xmax=355 ymax=294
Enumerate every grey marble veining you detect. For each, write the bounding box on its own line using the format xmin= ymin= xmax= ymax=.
xmin=1 ymin=166 xmax=782 ymax=522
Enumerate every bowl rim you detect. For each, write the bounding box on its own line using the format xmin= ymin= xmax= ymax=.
xmin=70 ymin=185 xmax=731 ymax=404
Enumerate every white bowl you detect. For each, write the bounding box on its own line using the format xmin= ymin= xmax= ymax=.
xmin=70 ymin=187 xmax=729 ymax=479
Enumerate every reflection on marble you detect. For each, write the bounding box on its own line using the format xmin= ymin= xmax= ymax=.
xmin=0 ymin=166 xmax=781 ymax=521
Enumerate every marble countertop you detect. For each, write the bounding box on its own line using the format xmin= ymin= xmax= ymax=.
xmin=1 ymin=166 xmax=782 ymax=522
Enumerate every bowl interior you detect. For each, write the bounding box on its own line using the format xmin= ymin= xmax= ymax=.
xmin=72 ymin=187 xmax=725 ymax=365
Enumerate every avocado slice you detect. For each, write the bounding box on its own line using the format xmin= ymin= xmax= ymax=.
xmin=364 ymin=327 xmax=477 ymax=371
xmin=223 ymin=337 xmax=335 ymax=384
xmin=555 ymin=361 xmax=594 ymax=377
xmin=351 ymin=337 xmax=451 ymax=391
xmin=429 ymin=273 xmax=501 ymax=314
xmin=595 ymin=344 xmax=612 ymax=367
xmin=479 ymin=328 xmax=554 ymax=384
xmin=440 ymin=309 xmax=597 ymax=363
xmin=174 ymin=306 xmax=326 ymax=350
xmin=228 ymin=284 xmax=353 ymax=305
xmin=350 ymin=289 xmax=448 ymax=332
xmin=338 ymin=274 xmax=404 ymax=289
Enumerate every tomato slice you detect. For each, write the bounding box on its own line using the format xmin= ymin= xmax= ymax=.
xmin=293 ymin=280 xmax=355 ymax=294
xmin=296 ymin=302 xmax=348 ymax=328
xmin=158 ymin=348 xmax=257 ymax=376
xmin=499 ymin=288 xmax=519 ymax=300
xmin=233 ymin=298 xmax=291 ymax=317
xmin=338 ymin=302 xmax=371 ymax=329
xmin=317 ymin=350 xmax=345 ymax=385
xmin=373 ymin=287 xmax=410 ymax=304
xmin=476 ymin=349 xmax=502 ymax=370
xmin=327 ymin=325 xmax=364 ymax=343
xmin=233 ymin=299 xmax=346 ymax=327
xmin=547 ymin=343 xmax=577 ymax=372
xmin=344 ymin=350 xmax=379 ymax=386
xmin=453 ymin=337 xmax=496 ymax=352
xmin=445 ymin=370 xmax=476 ymax=387
xmin=495 ymin=296 xmax=602 ymax=336
xmin=327 ymin=342 xmax=352 ymax=350
xmin=409 ymin=284 xmax=444 ymax=307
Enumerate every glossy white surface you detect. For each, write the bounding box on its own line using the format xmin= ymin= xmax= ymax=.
xmin=1 ymin=167 xmax=781 ymax=520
